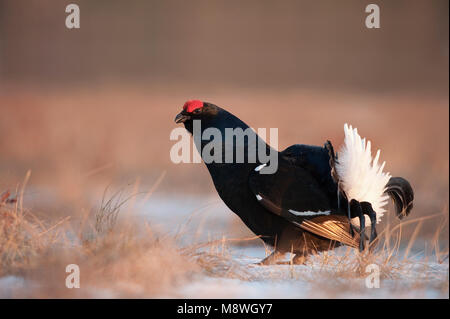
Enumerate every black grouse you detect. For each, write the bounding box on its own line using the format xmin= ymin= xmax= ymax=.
xmin=174 ymin=100 xmax=414 ymax=265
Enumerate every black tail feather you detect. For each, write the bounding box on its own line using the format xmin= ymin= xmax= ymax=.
xmin=384 ymin=177 xmax=414 ymax=219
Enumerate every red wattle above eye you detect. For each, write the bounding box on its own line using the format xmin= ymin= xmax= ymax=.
xmin=183 ymin=100 xmax=203 ymax=113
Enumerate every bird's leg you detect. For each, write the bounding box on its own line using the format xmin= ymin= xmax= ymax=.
xmin=274 ymin=253 xmax=308 ymax=265
xmin=257 ymin=250 xmax=285 ymax=266
xmin=361 ymin=202 xmax=377 ymax=245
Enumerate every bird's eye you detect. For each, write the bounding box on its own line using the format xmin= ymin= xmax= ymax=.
xmin=193 ymin=109 xmax=202 ymax=114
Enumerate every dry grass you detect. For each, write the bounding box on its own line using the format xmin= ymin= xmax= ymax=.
xmin=0 ymin=179 xmax=200 ymax=298
xmin=180 ymin=210 xmax=449 ymax=289
xmin=0 ymin=171 xmax=65 ymax=276
xmin=0 ymin=182 xmax=448 ymax=298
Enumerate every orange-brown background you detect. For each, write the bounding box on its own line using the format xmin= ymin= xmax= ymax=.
xmin=0 ymin=0 xmax=448 ymax=240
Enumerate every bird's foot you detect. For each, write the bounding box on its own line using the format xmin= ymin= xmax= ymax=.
xmin=269 ymin=254 xmax=307 ymax=265
xmin=255 ymin=251 xmax=285 ymax=266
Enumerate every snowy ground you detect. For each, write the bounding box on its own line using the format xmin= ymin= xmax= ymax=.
xmin=174 ymin=248 xmax=448 ymax=299
xmin=0 ymin=192 xmax=448 ymax=298
xmin=135 ymin=193 xmax=449 ymax=299
xmin=177 ymin=266 xmax=448 ymax=298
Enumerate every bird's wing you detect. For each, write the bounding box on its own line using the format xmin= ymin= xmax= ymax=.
xmin=280 ymin=143 xmax=338 ymax=195
xmin=249 ymin=144 xmax=358 ymax=246
xmin=296 ymin=215 xmax=360 ymax=248
xmin=249 ymin=155 xmax=334 ymax=223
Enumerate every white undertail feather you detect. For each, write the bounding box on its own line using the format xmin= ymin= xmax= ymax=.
xmin=335 ymin=124 xmax=391 ymax=225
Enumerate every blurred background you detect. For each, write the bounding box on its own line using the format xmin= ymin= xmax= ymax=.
xmin=0 ymin=0 xmax=448 ymax=242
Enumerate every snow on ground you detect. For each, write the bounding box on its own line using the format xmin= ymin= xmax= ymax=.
xmin=0 ymin=193 xmax=448 ymax=298
xmin=136 ymin=194 xmax=449 ymax=299
xmin=172 ymin=245 xmax=449 ymax=299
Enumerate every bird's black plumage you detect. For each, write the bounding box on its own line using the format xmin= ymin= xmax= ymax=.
xmin=175 ymin=101 xmax=414 ymax=264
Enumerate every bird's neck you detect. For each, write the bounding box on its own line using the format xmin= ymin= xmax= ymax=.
xmin=185 ymin=109 xmax=255 ymax=160
xmin=184 ymin=109 xmax=264 ymax=186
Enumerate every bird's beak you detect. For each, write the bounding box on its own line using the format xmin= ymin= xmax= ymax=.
xmin=174 ymin=112 xmax=190 ymax=124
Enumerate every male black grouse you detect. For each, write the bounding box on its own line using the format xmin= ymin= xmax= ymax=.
xmin=175 ymin=100 xmax=414 ymax=265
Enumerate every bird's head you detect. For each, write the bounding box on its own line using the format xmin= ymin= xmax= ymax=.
xmin=174 ymin=100 xmax=219 ymax=125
